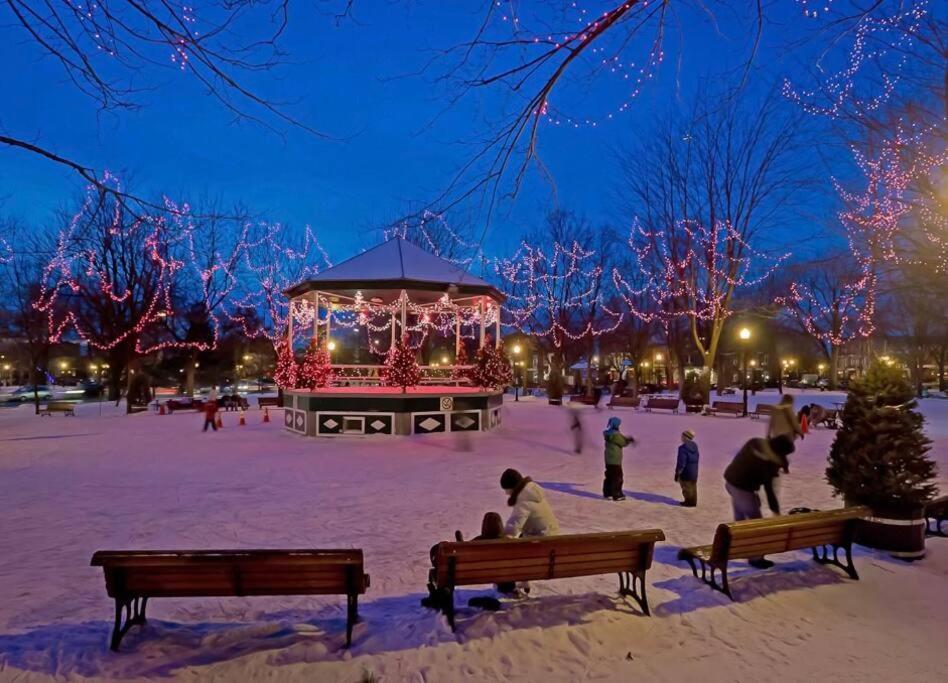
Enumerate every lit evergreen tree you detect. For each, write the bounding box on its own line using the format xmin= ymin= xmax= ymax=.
xmin=470 ymin=340 xmax=513 ymax=389
xmin=299 ymin=339 xmax=334 ymax=389
xmin=273 ymin=340 xmax=298 ymax=389
xmin=827 ymin=362 xmax=937 ymax=507
xmin=384 ymin=335 xmax=421 ymax=393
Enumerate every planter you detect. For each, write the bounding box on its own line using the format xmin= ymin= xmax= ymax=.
xmin=684 ymin=403 xmax=703 ymax=414
xmin=848 ymin=500 xmax=926 ymax=560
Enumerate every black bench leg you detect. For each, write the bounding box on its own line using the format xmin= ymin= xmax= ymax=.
xmin=345 ymin=594 xmax=358 ymax=648
xmin=618 ymin=571 xmax=651 ymax=616
xmin=812 ymin=544 xmax=859 ymax=580
xmin=444 ymin=588 xmax=457 ymax=632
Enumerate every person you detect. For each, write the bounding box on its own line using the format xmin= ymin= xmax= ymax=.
xmin=567 ymin=402 xmax=584 ymax=454
xmin=808 ymin=403 xmax=826 ymax=428
xmin=767 ymin=394 xmax=803 ymax=452
xmin=602 ymin=416 xmax=635 ymax=501
xmin=723 ymin=436 xmax=795 ymax=568
xmin=500 ymin=469 xmax=559 ymax=538
xmin=422 ymin=512 xmax=508 ymax=610
xmin=202 ymin=390 xmax=219 ymax=432
xmin=675 ymin=429 xmax=700 ymax=507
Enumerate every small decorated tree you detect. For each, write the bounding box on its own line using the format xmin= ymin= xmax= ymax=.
xmin=299 ymin=339 xmax=334 ymax=389
xmin=452 ymin=343 xmax=470 ymax=382
xmin=827 ymin=363 xmax=937 ymax=507
xmin=384 ymin=335 xmax=421 ymax=393
xmin=273 ymin=340 xmax=298 ymax=390
xmin=470 ymin=341 xmax=513 ymax=390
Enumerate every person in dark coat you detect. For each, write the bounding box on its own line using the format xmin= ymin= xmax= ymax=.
xmin=202 ymin=390 xmax=219 ymax=432
xmin=723 ymin=436 xmax=795 ymax=568
xmin=675 ymin=429 xmax=700 ymax=507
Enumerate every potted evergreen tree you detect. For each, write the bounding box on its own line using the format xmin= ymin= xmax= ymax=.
xmin=826 ymin=362 xmax=938 ymax=560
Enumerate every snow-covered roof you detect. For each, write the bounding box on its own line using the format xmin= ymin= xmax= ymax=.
xmin=285 ymin=238 xmax=503 ymax=302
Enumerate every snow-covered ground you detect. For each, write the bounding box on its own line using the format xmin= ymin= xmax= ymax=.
xmin=0 ymin=390 xmax=945 ymax=682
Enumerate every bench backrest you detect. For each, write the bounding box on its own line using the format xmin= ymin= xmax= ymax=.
xmin=434 ymin=530 xmax=665 ymax=587
xmin=90 ymin=549 xmax=368 ymax=598
xmin=45 ymin=401 xmax=74 ymax=410
xmin=755 ymin=404 xmax=775 ymax=414
xmin=712 ymin=401 xmax=742 ymax=411
xmin=710 ymin=507 xmax=869 ymax=563
xmin=647 ymin=398 xmax=679 ymax=408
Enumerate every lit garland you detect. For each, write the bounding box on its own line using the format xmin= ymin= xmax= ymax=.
xmin=496 ymin=239 xmax=623 ymax=346
xmin=613 ymin=219 xmax=789 ymax=326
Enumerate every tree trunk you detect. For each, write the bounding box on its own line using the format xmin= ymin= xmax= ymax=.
xmin=830 ymin=346 xmax=840 ymax=391
xmin=186 ymin=351 xmax=197 ymax=397
xmin=28 ymin=364 xmax=40 ymax=415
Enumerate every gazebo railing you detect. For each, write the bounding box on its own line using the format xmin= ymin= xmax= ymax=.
xmin=327 ymin=364 xmax=474 ymax=387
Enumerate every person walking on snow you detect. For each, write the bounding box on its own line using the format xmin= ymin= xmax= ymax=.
xmin=500 ymin=469 xmax=560 ymax=538
xmin=767 ymin=394 xmax=803 ymax=453
xmin=675 ymin=429 xmax=700 ymax=507
xmin=202 ymin=389 xmax=219 ymax=432
xmin=567 ymin=402 xmax=584 ymax=454
xmin=723 ymin=436 xmax=794 ymax=568
xmin=603 ymin=416 xmax=635 ymax=501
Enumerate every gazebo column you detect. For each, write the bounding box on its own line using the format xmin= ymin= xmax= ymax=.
xmin=390 ymin=308 xmax=396 ymax=347
xmin=478 ymin=298 xmax=485 ymax=348
xmin=494 ymin=305 xmax=501 ymax=348
xmin=455 ymin=312 xmax=461 ymax=356
xmin=400 ymin=290 xmax=408 ymax=338
xmin=326 ymin=300 xmax=332 ymax=344
xmin=287 ymin=298 xmax=294 ymax=350
xmin=313 ymin=293 xmax=320 ymax=343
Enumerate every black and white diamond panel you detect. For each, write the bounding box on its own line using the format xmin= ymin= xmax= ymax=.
xmin=450 ymin=410 xmax=480 ymax=432
xmin=284 ymin=409 xmax=307 ymax=434
xmin=365 ymin=414 xmax=393 ymax=435
xmin=413 ymin=412 xmax=447 ymax=434
xmin=317 ymin=414 xmax=343 ymax=435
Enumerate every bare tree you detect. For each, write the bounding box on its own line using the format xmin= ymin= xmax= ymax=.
xmin=613 ymin=89 xmax=801 ymax=398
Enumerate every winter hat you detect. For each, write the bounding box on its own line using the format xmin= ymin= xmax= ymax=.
xmin=682 ymin=429 xmax=695 ymax=441
xmin=605 ymin=416 xmax=622 ymax=431
xmin=500 ymin=468 xmax=524 ymax=491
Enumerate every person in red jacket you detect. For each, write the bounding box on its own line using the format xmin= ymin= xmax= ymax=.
xmin=202 ymin=390 xmax=219 ymax=432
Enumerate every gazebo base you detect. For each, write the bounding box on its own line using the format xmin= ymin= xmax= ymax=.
xmin=282 ymin=387 xmax=504 ymax=436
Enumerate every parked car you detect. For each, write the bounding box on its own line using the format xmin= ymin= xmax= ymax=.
xmin=10 ymin=385 xmax=53 ymax=402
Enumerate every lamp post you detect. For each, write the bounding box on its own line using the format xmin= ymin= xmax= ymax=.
xmin=739 ymin=327 xmax=751 ymax=416
xmin=512 ymin=344 xmax=522 ymax=401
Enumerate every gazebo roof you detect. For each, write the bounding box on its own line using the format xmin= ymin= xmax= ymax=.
xmin=284 ymin=238 xmax=504 ymax=304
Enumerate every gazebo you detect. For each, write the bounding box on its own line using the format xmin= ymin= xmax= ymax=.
xmin=281 ymin=239 xmax=507 ymax=436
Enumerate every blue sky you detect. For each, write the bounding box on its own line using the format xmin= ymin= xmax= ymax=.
xmin=0 ymin=2 xmax=847 ymax=261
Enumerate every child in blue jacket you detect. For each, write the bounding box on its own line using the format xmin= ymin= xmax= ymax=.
xmin=675 ymin=429 xmax=700 ymax=507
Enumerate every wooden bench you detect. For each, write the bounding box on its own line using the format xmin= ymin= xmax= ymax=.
xmin=39 ymin=400 xmax=75 ymax=416
xmin=709 ymin=400 xmax=743 ymax=417
xmin=677 ymin=507 xmax=869 ymax=599
xmin=644 ymin=397 xmax=679 ymax=413
xmin=427 ymin=529 xmax=665 ymax=630
xmin=257 ymin=396 xmax=280 ymax=409
xmin=90 ymin=548 xmax=369 ymax=650
xmin=750 ymin=403 xmax=775 ymax=420
xmin=608 ymin=395 xmax=640 ymax=408
xmin=925 ymin=496 xmax=948 ymax=536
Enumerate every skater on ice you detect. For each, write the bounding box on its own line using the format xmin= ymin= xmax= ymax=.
xmin=723 ymin=436 xmax=794 ymax=568
xmin=675 ymin=429 xmax=700 ymax=507
xmin=602 ymin=416 xmax=635 ymax=501
xmin=202 ymin=390 xmax=219 ymax=432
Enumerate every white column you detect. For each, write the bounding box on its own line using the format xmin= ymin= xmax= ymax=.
xmin=287 ymin=298 xmax=294 ymax=349
xmin=400 ymin=290 xmax=408 ymax=340
xmin=455 ymin=312 xmax=461 ymax=356
xmin=478 ymin=298 xmax=485 ymax=348
xmin=494 ymin=305 xmax=501 ymax=348
xmin=390 ymin=308 xmax=396 ymax=347
xmin=313 ymin=293 xmax=320 ymax=343
xmin=326 ymin=300 xmax=332 ymax=343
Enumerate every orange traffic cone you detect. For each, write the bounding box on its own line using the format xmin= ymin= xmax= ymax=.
xmin=263 ymin=407 xmax=270 ymax=423
xmin=239 ymin=409 xmax=246 ymax=426
xmin=159 ymin=403 xmax=166 ymax=416
xmin=800 ymin=414 xmax=809 ymax=435
xmin=216 ymin=414 xmax=223 ymax=429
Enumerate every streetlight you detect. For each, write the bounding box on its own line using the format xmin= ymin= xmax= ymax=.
xmin=512 ymin=344 xmax=522 ymax=401
xmin=738 ymin=327 xmax=751 ymax=416
xmin=327 ymin=341 xmax=336 ymax=352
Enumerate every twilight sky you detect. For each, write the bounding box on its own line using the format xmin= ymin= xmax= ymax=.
xmin=0 ymin=2 xmax=850 ymax=261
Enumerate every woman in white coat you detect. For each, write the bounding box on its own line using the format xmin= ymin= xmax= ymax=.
xmin=499 ymin=469 xmax=560 ymax=538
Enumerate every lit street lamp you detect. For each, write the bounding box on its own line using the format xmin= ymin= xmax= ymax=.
xmin=739 ymin=327 xmax=751 ymax=416
xmin=512 ymin=344 xmax=522 ymax=401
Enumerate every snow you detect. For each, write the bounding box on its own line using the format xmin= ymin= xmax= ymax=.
xmin=296 ymin=238 xmax=495 ymax=290
xmin=0 ymin=389 xmax=945 ymax=682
